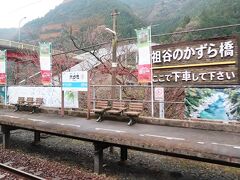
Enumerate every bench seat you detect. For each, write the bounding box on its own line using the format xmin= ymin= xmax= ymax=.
xmin=93 ymin=107 xmax=111 ymax=113
xmin=92 ymin=101 xmax=110 ymax=122
xmin=31 ymin=98 xmax=44 ymax=113
xmin=123 ymin=111 xmax=141 ymax=116
xmin=13 ymin=97 xmax=26 ymax=111
xmin=106 ymin=102 xmax=126 ymax=115
xmin=123 ymin=102 xmax=143 ymax=126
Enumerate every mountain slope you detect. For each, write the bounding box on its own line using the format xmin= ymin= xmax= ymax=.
xmin=0 ymin=28 xmax=17 ymax=40
xmin=20 ymin=0 xmax=144 ymax=44
xmin=176 ymin=0 xmax=240 ymax=40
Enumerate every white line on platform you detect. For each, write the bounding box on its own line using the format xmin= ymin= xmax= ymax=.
xmin=95 ymin=128 xmax=125 ymax=133
xmin=212 ymin=142 xmax=240 ymax=149
xmin=56 ymin=123 xmax=80 ymax=128
xmin=66 ymin=124 xmax=81 ymax=128
xmin=28 ymin=118 xmax=48 ymax=123
xmin=2 ymin=115 xmax=19 ymax=118
xmin=140 ymin=134 xmax=185 ymax=141
xmin=197 ymin=142 xmax=205 ymax=144
xmin=57 ymin=123 xmax=65 ymax=126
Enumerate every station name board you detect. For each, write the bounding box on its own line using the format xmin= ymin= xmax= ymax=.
xmin=62 ymin=71 xmax=88 ymax=92
xmin=152 ymin=37 xmax=239 ymax=85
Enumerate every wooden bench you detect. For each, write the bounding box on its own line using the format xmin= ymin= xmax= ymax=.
xmin=31 ymin=98 xmax=44 ymax=113
xmin=26 ymin=97 xmax=34 ymax=106
xmin=106 ymin=101 xmax=127 ymax=115
xmin=123 ymin=102 xmax=144 ymax=126
xmin=14 ymin=97 xmax=26 ymax=112
xmin=92 ymin=100 xmax=111 ymax=122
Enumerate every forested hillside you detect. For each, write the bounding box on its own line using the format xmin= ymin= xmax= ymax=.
xmin=20 ymin=0 xmax=144 ymax=44
xmin=165 ymin=0 xmax=240 ymax=42
xmin=197 ymin=0 xmax=240 ymax=37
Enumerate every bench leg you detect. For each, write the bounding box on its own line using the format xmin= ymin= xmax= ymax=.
xmin=33 ymin=131 xmax=41 ymax=145
xmin=32 ymin=107 xmax=39 ymax=113
xmin=127 ymin=117 xmax=136 ymax=126
xmin=2 ymin=125 xmax=11 ymax=149
xmin=14 ymin=105 xmax=19 ymax=112
xmin=31 ymin=107 xmax=35 ymax=113
xmin=96 ymin=114 xmax=103 ymax=122
xmin=120 ymin=146 xmax=128 ymax=162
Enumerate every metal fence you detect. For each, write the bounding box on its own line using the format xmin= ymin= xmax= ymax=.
xmin=90 ymin=85 xmax=185 ymax=119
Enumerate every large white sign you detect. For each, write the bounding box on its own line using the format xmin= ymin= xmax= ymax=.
xmin=62 ymin=71 xmax=88 ymax=91
xmin=8 ymin=87 xmax=79 ymax=108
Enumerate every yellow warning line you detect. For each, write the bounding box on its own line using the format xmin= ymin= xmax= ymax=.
xmin=152 ymin=61 xmax=236 ymax=70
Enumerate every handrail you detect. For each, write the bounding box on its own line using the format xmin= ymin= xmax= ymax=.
xmin=0 ymin=38 xmax=76 ymax=56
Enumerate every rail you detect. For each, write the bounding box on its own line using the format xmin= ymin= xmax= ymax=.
xmin=0 ymin=162 xmax=46 ymax=180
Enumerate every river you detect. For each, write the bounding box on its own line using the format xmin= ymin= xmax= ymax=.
xmin=199 ymin=96 xmax=229 ymax=121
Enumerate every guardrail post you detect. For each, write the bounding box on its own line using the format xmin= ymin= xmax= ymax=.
xmin=120 ymin=85 xmax=122 ymax=101
xmin=93 ymin=86 xmax=96 ymax=109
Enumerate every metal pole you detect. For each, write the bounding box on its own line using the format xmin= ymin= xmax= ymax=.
xmin=18 ymin=26 xmax=20 ymax=42
xmin=120 ymin=85 xmax=122 ymax=101
xmin=93 ymin=86 xmax=96 ymax=108
xmin=111 ymin=9 xmax=119 ymax=101
xmin=149 ymin=27 xmax=154 ymax=117
xmin=18 ymin=17 xmax=26 ymax=42
xmin=87 ymin=71 xmax=91 ymax=119
xmin=4 ymin=50 xmax=7 ymax=105
xmin=60 ymin=71 xmax=64 ymax=117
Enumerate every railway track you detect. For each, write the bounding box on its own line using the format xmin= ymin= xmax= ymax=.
xmin=0 ymin=162 xmax=45 ymax=180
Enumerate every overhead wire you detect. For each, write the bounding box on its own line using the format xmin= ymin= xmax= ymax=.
xmin=8 ymin=0 xmax=43 ymax=14
xmin=52 ymin=23 xmax=240 ymax=56
xmin=120 ymin=23 xmax=240 ymax=42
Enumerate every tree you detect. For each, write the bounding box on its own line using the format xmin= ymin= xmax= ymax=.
xmin=67 ymin=20 xmax=139 ymax=86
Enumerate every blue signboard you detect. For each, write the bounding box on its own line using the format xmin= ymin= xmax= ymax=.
xmin=62 ymin=82 xmax=88 ymax=89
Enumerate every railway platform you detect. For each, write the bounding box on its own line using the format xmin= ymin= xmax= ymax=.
xmin=0 ymin=109 xmax=239 ymax=174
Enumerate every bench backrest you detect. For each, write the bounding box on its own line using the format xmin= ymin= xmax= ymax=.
xmin=35 ymin=98 xmax=44 ymax=105
xmin=95 ymin=101 xmax=109 ymax=109
xmin=112 ymin=101 xmax=126 ymax=110
xmin=128 ymin=102 xmax=144 ymax=112
xmin=17 ymin=97 xmax=25 ymax=104
xmin=26 ymin=97 xmax=34 ymax=105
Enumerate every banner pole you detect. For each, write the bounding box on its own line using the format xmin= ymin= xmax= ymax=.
xmin=60 ymin=71 xmax=64 ymax=117
xmin=87 ymin=71 xmax=91 ymax=119
xmin=4 ymin=50 xmax=7 ymax=105
xmin=145 ymin=26 xmax=154 ymax=117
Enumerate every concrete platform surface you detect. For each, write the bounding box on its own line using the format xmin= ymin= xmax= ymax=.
xmin=0 ymin=109 xmax=240 ymax=166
